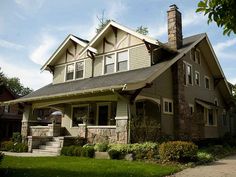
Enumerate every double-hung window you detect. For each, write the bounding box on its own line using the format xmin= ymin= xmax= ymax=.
xmin=195 ymin=71 xmax=200 ymax=86
xmin=104 ymin=54 xmax=115 ymax=74
xmin=117 ymin=51 xmax=128 ymax=72
xmin=75 ymin=61 xmax=84 ymax=79
xmin=66 ymin=64 xmax=74 ymax=81
xmin=163 ymin=98 xmax=173 ymax=114
xmin=186 ymin=64 xmax=193 ymax=85
xmin=205 ymin=76 xmax=210 ymax=89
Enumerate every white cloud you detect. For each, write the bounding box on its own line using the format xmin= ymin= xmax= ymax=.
xmin=29 ymin=33 xmax=58 ymax=65
xmin=15 ymin=0 xmax=45 ymax=12
xmin=14 ymin=12 xmax=26 ymax=20
xmin=0 ymin=39 xmax=24 ymax=50
xmin=0 ymin=55 xmax=52 ymax=90
xmin=182 ymin=10 xmax=207 ymax=27
xmin=213 ymin=38 xmax=236 ymax=60
xmin=107 ymin=1 xmax=128 ymax=19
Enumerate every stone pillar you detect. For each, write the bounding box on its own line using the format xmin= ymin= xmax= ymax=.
xmin=115 ymin=99 xmax=128 ymax=144
xmin=21 ymin=105 xmax=32 ymax=142
xmin=167 ymin=4 xmax=182 ymax=50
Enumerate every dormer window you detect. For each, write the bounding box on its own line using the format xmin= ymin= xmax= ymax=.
xmin=66 ymin=64 xmax=74 ymax=81
xmin=104 ymin=54 xmax=115 ymax=74
xmin=75 ymin=61 xmax=84 ymax=79
xmin=117 ymin=51 xmax=128 ymax=72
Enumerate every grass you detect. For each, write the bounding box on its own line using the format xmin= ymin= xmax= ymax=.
xmin=0 ymin=156 xmax=180 ymax=177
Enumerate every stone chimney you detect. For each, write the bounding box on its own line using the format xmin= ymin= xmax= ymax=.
xmin=167 ymin=4 xmax=182 ymax=50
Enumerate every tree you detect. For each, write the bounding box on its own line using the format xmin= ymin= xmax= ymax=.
xmin=136 ymin=26 xmax=149 ymax=35
xmin=196 ymin=0 xmax=236 ymax=35
xmin=96 ymin=10 xmax=110 ymax=33
xmin=0 ymin=68 xmax=33 ymax=96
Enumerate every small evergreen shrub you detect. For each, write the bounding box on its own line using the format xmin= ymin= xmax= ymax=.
xmin=81 ymin=146 xmax=95 ymax=158
xmin=197 ymin=151 xmax=214 ymax=164
xmin=108 ymin=149 xmax=122 ymax=159
xmin=12 ymin=132 xmax=22 ymax=143
xmin=94 ymin=143 xmax=108 ymax=152
xmin=159 ymin=141 xmax=198 ymax=162
xmin=74 ymin=136 xmax=86 ymax=146
xmin=13 ymin=143 xmax=28 ymax=152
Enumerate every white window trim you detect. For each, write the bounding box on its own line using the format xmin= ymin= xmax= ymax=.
xmin=163 ymin=98 xmax=173 ymax=115
xmin=96 ymin=102 xmax=111 ymax=126
xmin=186 ymin=62 xmax=193 ymax=86
xmin=204 ymin=108 xmax=217 ymax=127
xmin=71 ymin=104 xmax=89 ymax=128
xmin=189 ymin=104 xmax=194 ymax=115
xmin=64 ymin=60 xmax=85 ymax=82
xmin=204 ymin=76 xmax=210 ymax=90
xmin=195 ymin=71 xmax=200 ymax=86
xmin=103 ymin=49 xmax=129 ymax=75
xmin=195 ymin=48 xmax=201 ymax=65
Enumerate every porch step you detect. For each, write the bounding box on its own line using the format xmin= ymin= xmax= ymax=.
xmin=32 ymin=137 xmax=62 ymax=156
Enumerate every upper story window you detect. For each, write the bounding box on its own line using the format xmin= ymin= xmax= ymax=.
xmin=195 ymin=49 xmax=201 ymax=65
xmin=189 ymin=104 xmax=194 ymax=115
xmin=66 ymin=61 xmax=84 ymax=81
xmin=186 ymin=63 xmax=193 ymax=85
xmin=104 ymin=50 xmax=128 ymax=74
xmin=66 ymin=64 xmax=74 ymax=81
xmin=104 ymin=54 xmax=115 ymax=74
xmin=205 ymin=76 xmax=210 ymax=89
xmin=195 ymin=71 xmax=200 ymax=86
xmin=4 ymin=105 xmax=9 ymax=113
xmin=117 ymin=51 xmax=128 ymax=72
xmin=75 ymin=61 xmax=84 ymax=79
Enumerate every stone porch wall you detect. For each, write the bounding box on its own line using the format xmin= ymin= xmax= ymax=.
xmin=29 ymin=124 xmax=61 ymax=137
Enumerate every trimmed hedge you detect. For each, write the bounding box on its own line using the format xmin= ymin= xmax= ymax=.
xmin=159 ymin=141 xmax=198 ymax=162
xmin=61 ymin=145 xmax=94 ymax=158
xmin=94 ymin=143 xmax=108 ymax=152
xmin=12 ymin=132 xmax=22 ymax=143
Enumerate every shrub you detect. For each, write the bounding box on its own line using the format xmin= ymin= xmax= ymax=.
xmin=197 ymin=151 xmax=214 ymax=164
xmin=74 ymin=136 xmax=86 ymax=146
xmin=12 ymin=132 xmax=22 ymax=143
xmin=0 ymin=141 xmax=14 ymax=151
xmin=159 ymin=141 xmax=198 ymax=162
xmin=81 ymin=146 xmax=95 ymax=158
xmin=13 ymin=143 xmax=28 ymax=152
xmin=94 ymin=143 xmax=108 ymax=152
xmin=0 ymin=152 xmax=4 ymax=164
xmin=61 ymin=146 xmax=83 ymax=156
xmin=108 ymin=149 xmax=122 ymax=159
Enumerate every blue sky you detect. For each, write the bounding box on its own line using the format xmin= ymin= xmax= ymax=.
xmin=0 ymin=0 xmax=235 ymax=90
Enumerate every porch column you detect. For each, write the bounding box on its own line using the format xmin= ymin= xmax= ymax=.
xmin=21 ymin=105 xmax=32 ymax=142
xmin=115 ymin=99 xmax=129 ymax=144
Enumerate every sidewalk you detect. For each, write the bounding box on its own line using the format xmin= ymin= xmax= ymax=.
xmin=2 ymin=151 xmax=58 ymax=157
xmin=170 ymin=155 xmax=236 ymax=177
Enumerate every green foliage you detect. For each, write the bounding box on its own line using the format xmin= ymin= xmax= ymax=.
xmin=12 ymin=132 xmax=22 ymax=143
xmin=74 ymin=136 xmax=86 ymax=146
xmin=0 ymin=67 xmax=33 ymax=96
xmin=159 ymin=141 xmax=198 ymax=162
xmin=0 ymin=141 xmax=14 ymax=151
xmin=94 ymin=143 xmax=108 ymax=152
xmin=136 ymin=26 xmax=149 ymax=35
xmin=61 ymin=145 xmax=94 ymax=158
xmin=0 ymin=141 xmax=27 ymax=152
xmin=0 ymin=152 xmax=4 ymax=164
xmin=196 ymin=0 xmax=236 ymax=35
xmin=108 ymin=149 xmax=122 ymax=159
xmin=197 ymin=151 xmax=214 ymax=164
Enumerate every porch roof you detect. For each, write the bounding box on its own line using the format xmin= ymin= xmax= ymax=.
xmin=4 ymin=33 xmax=205 ymax=104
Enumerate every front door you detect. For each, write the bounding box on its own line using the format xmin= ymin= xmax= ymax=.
xmin=98 ymin=105 xmax=109 ymax=125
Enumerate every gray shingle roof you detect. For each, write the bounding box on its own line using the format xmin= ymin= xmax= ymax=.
xmin=12 ymin=33 xmax=205 ymax=103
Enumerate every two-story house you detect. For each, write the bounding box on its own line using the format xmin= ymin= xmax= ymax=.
xmin=6 ymin=5 xmax=232 ymax=145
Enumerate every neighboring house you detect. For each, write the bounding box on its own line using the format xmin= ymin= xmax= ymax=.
xmin=0 ymin=84 xmax=23 ymax=140
xmin=6 ymin=5 xmax=233 ymax=144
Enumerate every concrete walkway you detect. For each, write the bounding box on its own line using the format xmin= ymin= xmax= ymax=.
xmin=171 ymin=155 xmax=236 ymax=177
xmin=2 ymin=151 xmax=58 ymax=157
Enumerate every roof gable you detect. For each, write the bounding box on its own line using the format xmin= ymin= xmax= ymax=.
xmin=41 ymin=34 xmax=88 ymax=71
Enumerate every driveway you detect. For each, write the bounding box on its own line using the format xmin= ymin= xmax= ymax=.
xmin=171 ymin=155 xmax=236 ymax=177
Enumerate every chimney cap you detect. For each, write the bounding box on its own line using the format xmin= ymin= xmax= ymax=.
xmin=169 ymin=4 xmax=178 ymax=10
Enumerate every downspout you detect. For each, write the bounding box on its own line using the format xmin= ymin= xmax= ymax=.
xmin=127 ymin=102 xmax=131 ymax=144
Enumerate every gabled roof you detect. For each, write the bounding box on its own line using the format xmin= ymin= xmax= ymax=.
xmin=41 ymin=34 xmax=89 ymax=71
xmin=5 ymin=33 xmax=205 ymax=104
xmin=79 ymin=20 xmax=176 ymax=58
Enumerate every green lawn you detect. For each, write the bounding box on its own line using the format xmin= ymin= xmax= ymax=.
xmin=0 ymin=156 xmax=179 ymax=177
